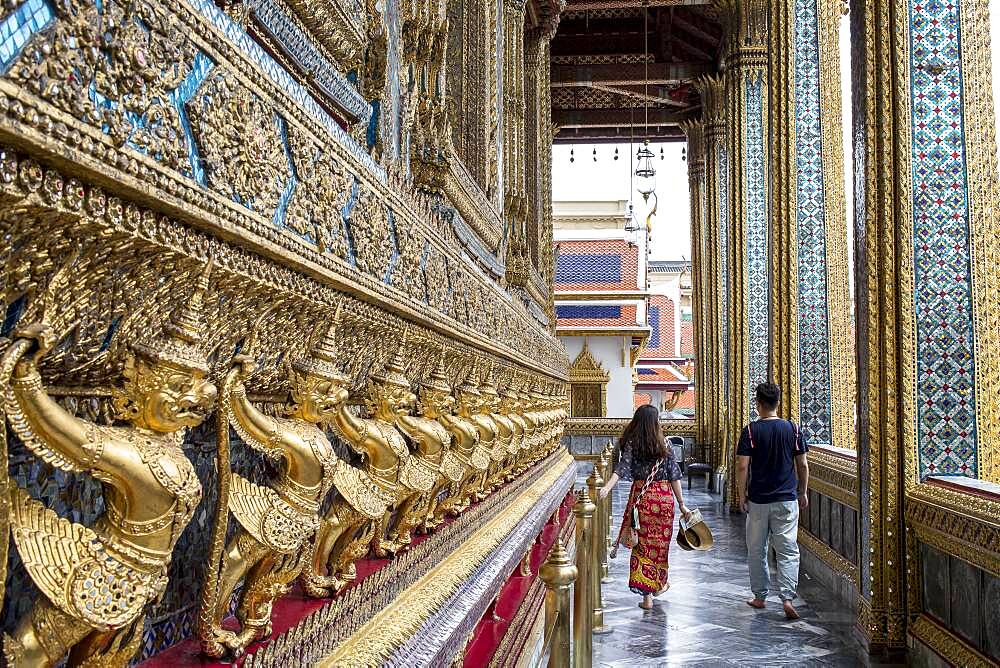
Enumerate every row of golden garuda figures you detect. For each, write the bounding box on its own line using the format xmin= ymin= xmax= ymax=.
xmin=0 ymin=261 xmax=568 ymax=667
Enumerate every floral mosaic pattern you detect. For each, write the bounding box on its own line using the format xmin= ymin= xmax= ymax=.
xmin=717 ymin=143 xmax=730 ymax=402
xmin=908 ymin=0 xmax=978 ymax=477
xmin=793 ymin=0 xmax=833 ymax=445
xmin=745 ymin=73 xmax=769 ymax=421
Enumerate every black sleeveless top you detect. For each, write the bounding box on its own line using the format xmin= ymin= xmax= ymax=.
xmin=614 ymin=442 xmax=682 ymax=482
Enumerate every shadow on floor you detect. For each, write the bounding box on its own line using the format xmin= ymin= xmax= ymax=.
xmin=591 ymin=481 xmax=892 ymax=667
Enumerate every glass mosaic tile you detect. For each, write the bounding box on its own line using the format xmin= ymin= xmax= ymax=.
xmin=0 ymin=0 xmax=53 ymax=71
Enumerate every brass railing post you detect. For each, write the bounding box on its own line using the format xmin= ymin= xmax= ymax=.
xmin=539 ymin=539 xmax=576 ymax=668
xmin=585 ymin=470 xmax=611 ymax=635
xmin=572 ymin=489 xmax=594 ymax=667
xmin=597 ymin=449 xmax=613 ymax=582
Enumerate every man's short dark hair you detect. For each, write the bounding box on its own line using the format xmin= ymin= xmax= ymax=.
xmin=755 ymin=383 xmax=781 ymax=410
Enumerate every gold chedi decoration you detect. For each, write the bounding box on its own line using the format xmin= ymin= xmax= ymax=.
xmin=2 ymin=256 xmax=216 ymax=667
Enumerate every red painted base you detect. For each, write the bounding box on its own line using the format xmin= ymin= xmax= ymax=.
xmin=462 ymin=492 xmax=575 ymax=668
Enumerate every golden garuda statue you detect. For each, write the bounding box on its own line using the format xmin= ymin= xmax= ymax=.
xmin=198 ymin=306 xmax=351 ymax=658
xmin=433 ymin=367 xmax=488 ymax=520
xmin=1 ymin=258 xmax=217 ymax=667
xmin=470 ymin=364 xmax=501 ymax=503
xmin=303 ymin=340 xmax=414 ymax=597
xmin=486 ymin=380 xmax=517 ymax=494
xmin=387 ymin=350 xmax=462 ymax=549
xmin=498 ymin=383 xmax=526 ymax=483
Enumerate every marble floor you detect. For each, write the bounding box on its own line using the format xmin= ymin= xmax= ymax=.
xmin=591 ymin=481 xmax=883 ymax=667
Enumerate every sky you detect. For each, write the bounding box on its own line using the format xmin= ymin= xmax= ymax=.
xmin=552 ymin=142 xmax=691 ymax=261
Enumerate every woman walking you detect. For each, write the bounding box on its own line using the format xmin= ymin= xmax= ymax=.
xmin=600 ymin=404 xmax=690 ymax=609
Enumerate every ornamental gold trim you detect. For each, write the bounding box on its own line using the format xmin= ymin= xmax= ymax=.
xmin=798 ymin=527 xmax=859 ymax=585
xmin=904 ymin=483 xmax=1000 ymax=577
xmin=909 ymin=614 xmax=996 ymax=668
xmin=317 ymin=451 xmax=575 ymax=666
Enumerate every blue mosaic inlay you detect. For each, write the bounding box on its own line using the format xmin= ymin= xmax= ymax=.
xmin=909 ymin=0 xmax=978 ymax=477
xmin=745 ymin=72 xmax=769 ymax=421
xmin=171 ymin=52 xmax=216 ymax=185
xmin=793 ymin=0 xmax=833 ymax=445
xmin=555 ymin=305 xmax=623 ymax=319
xmin=717 ymin=143 xmax=730 ymax=404
xmin=555 ymin=254 xmax=622 ymax=284
xmin=0 ymin=0 xmax=52 ymax=70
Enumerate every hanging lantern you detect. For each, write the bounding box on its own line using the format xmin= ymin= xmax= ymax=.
xmin=681 ymin=146 xmax=687 ymax=162
xmin=570 ymin=148 xmax=574 ymax=163
xmin=660 ymin=146 xmax=665 ymax=160
xmin=635 ymin=141 xmax=656 ymax=199
xmin=592 ymin=146 xmax=597 ymax=162
xmin=614 ymin=147 xmax=619 ymax=161
xmin=624 ymin=201 xmax=640 ymax=233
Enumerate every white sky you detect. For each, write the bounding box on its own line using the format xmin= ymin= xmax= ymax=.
xmin=552 ymin=143 xmax=691 ymax=261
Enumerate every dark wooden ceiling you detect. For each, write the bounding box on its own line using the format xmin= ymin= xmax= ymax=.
xmin=550 ymin=2 xmax=723 ymax=143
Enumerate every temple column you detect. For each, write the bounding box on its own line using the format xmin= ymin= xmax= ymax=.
xmin=682 ymin=121 xmax=709 ymax=444
xmin=851 ymin=0 xmax=1000 ymax=652
xmin=768 ymin=0 xmax=854 ymax=449
xmin=719 ymin=0 xmax=770 ymax=504
xmin=503 ymin=0 xmax=529 ymax=287
xmin=698 ymin=75 xmax=729 ymax=469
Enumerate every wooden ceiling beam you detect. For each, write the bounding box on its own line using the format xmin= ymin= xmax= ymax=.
xmin=553 ymin=107 xmax=691 ymax=128
xmin=670 ymin=13 xmax=720 ymax=48
xmin=564 ymin=0 xmax=709 ymax=9
xmin=553 ymin=128 xmax=686 ymax=143
xmin=551 ymin=61 xmax=713 ymax=86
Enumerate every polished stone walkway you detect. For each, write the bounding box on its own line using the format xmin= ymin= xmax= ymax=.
xmin=592 ymin=482 xmax=875 ymax=667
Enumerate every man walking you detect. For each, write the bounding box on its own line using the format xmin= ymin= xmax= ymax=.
xmin=735 ymin=382 xmax=809 ymax=619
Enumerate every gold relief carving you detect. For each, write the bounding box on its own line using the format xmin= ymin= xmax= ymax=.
xmin=424 ymin=249 xmax=450 ymax=312
xmin=909 ymin=614 xmax=996 ymax=668
xmin=347 ymin=183 xmax=395 ymax=278
xmin=392 ymin=227 xmax=428 ymax=302
xmin=808 ymin=449 xmax=859 ymax=509
xmin=186 ymin=69 xmax=289 ymax=218
xmin=5 ymin=0 xmax=196 ymax=174
xmin=1 ymin=254 xmax=214 ymax=667
xmin=797 ymin=528 xmax=858 ymax=584
xmin=904 ymin=484 xmax=1000 ymax=577
xmin=280 ymin=0 xmax=368 ymax=73
xmin=285 ymin=127 xmax=353 ymax=258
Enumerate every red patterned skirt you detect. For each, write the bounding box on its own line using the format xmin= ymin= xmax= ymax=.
xmin=618 ymin=480 xmax=675 ymax=595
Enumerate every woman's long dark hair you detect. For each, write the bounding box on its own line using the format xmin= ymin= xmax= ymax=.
xmin=619 ymin=404 xmax=668 ymax=461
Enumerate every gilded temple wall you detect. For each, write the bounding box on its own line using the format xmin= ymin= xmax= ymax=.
xmin=0 ymin=0 xmax=567 ymax=663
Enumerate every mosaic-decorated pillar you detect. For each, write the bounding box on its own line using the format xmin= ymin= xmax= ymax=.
xmin=768 ymin=0 xmax=854 ymax=449
xmin=698 ymin=75 xmax=729 ymax=468
xmin=852 ymin=0 xmax=1000 ymax=651
xmin=682 ymin=120 xmax=709 ymax=444
xmin=719 ymin=0 xmax=770 ymax=504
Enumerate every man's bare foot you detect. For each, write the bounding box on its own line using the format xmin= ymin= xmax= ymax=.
xmin=783 ymin=600 xmax=800 ymax=619
xmin=639 ymin=595 xmax=654 ymax=610
xmin=746 ymin=598 xmax=766 ymax=609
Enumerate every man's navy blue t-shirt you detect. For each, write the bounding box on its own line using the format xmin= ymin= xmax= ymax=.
xmin=736 ymin=418 xmax=809 ymax=504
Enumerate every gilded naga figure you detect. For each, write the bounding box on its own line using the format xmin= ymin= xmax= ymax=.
xmin=433 ymin=370 xmax=487 ymax=521
xmin=1 ymin=260 xmax=217 ymax=667
xmin=386 ymin=351 xmax=460 ymax=549
xmin=199 ymin=309 xmax=350 ymax=658
xmin=303 ymin=342 xmax=414 ymax=596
